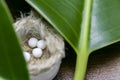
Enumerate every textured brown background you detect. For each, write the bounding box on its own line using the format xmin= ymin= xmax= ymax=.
xmin=54 ymin=42 xmax=120 ymax=80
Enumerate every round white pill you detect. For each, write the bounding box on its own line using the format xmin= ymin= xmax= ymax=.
xmin=37 ymin=40 xmax=46 ymax=49
xmin=32 ymin=48 xmax=42 ymax=58
xmin=23 ymin=52 xmax=31 ymax=62
xmin=28 ymin=37 xmax=38 ymax=48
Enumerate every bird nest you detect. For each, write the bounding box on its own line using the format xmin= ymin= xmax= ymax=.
xmin=14 ymin=11 xmax=65 ymax=80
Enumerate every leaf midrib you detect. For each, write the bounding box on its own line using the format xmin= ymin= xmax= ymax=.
xmin=78 ymin=0 xmax=92 ymax=53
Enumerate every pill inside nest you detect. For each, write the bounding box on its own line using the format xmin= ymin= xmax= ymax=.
xmin=23 ymin=51 xmax=31 ymax=62
xmin=28 ymin=37 xmax=38 ymax=48
xmin=23 ymin=37 xmax=47 ymax=62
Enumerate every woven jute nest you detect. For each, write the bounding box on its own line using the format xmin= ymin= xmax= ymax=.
xmin=14 ymin=11 xmax=65 ymax=80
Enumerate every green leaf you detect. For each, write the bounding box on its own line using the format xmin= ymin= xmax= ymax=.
xmin=26 ymin=0 xmax=120 ymax=80
xmin=89 ymin=0 xmax=120 ymax=52
xmin=0 ymin=1 xmax=29 ymax=80
xmin=26 ymin=0 xmax=84 ymax=52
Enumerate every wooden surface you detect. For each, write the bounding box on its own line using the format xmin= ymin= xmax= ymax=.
xmin=54 ymin=42 xmax=120 ymax=80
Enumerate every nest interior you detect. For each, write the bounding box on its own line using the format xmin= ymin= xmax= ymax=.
xmin=14 ymin=11 xmax=65 ymax=75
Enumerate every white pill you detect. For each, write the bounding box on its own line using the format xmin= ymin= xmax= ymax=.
xmin=32 ymin=48 xmax=42 ymax=58
xmin=23 ymin=52 xmax=31 ymax=62
xmin=37 ymin=40 xmax=46 ymax=49
xmin=28 ymin=37 xmax=38 ymax=48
